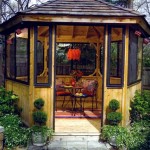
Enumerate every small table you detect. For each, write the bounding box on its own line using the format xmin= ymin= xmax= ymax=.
xmin=71 ymin=94 xmax=87 ymax=116
xmin=63 ymin=85 xmax=85 ymax=115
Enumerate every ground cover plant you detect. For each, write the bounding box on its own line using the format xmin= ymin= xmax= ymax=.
xmin=0 ymin=86 xmax=30 ymax=149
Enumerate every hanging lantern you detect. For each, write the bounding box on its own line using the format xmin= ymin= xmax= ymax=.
xmin=67 ymin=48 xmax=81 ymax=61
xmin=67 ymin=49 xmax=73 ymax=60
xmin=135 ymin=30 xmax=141 ymax=37
xmin=143 ymin=38 xmax=150 ymax=44
xmin=16 ymin=29 xmax=22 ymax=35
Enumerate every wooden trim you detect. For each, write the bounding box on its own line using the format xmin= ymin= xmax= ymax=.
xmin=22 ymin=15 xmax=139 ymax=24
xmin=34 ymin=25 xmax=52 ymax=87
xmin=107 ymin=25 xmax=125 ymax=87
xmin=5 ymin=27 xmax=30 ymax=85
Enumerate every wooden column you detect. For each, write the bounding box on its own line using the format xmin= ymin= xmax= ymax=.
xmin=102 ymin=25 xmax=108 ymax=125
xmin=49 ymin=24 xmax=56 ymax=128
xmin=29 ymin=27 xmax=35 ymax=126
xmin=122 ymin=26 xmax=129 ymax=126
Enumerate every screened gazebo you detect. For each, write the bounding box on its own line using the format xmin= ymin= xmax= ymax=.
xmin=0 ymin=0 xmax=150 ymax=133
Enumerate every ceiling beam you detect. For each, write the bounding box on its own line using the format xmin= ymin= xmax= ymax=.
xmin=92 ymin=26 xmax=101 ymax=38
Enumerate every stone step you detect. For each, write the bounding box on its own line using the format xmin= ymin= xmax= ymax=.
xmin=51 ymin=132 xmax=100 ymax=142
xmin=28 ymin=133 xmax=112 ymax=150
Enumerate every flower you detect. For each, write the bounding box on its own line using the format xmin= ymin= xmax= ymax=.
xmin=70 ymin=70 xmax=83 ymax=81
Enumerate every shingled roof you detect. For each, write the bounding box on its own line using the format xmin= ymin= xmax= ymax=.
xmin=20 ymin=0 xmax=143 ymax=17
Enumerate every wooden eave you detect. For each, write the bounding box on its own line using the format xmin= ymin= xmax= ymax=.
xmin=1 ymin=13 xmax=150 ymax=36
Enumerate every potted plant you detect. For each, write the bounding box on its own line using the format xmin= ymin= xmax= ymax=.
xmin=31 ymin=98 xmax=53 ymax=146
xmin=101 ymin=125 xmax=128 ymax=149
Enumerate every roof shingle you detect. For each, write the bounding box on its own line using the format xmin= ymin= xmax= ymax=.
xmin=21 ymin=0 xmax=143 ymax=17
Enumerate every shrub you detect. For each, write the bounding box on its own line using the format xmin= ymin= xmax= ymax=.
xmin=34 ymin=98 xmax=44 ymax=110
xmin=32 ymin=111 xmax=47 ymax=125
xmin=0 ymin=86 xmax=21 ymax=116
xmin=107 ymin=112 xmax=122 ymax=125
xmin=101 ymin=121 xmax=150 ymax=150
xmin=109 ymin=99 xmax=120 ymax=111
xmin=130 ymin=90 xmax=150 ymax=122
xmin=0 ymin=114 xmax=30 ymax=149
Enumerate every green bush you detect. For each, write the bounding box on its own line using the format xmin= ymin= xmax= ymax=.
xmin=101 ymin=121 xmax=150 ymax=150
xmin=0 ymin=86 xmax=21 ymax=116
xmin=109 ymin=99 xmax=120 ymax=111
xmin=107 ymin=112 xmax=122 ymax=125
xmin=30 ymin=125 xmax=53 ymax=138
xmin=0 ymin=114 xmax=30 ymax=149
xmin=34 ymin=98 xmax=44 ymax=110
xmin=130 ymin=90 xmax=150 ymax=122
xmin=32 ymin=111 xmax=47 ymax=125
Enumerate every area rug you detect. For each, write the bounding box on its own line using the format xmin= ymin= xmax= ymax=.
xmin=55 ymin=109 xmax=101 ymax=118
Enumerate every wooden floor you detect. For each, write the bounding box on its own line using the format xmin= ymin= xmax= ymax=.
xmin=55 ymin=118 xmax=101 ymax=133
xmin=55 ymin=98 xmax=102 ymax=133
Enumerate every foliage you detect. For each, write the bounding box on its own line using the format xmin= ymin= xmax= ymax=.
xmin=34 ymin=98 xmax=45 ymax=110
xmin=70 ymin=70 xmax=83 ymax=81
xmin=107 ymin=112 xmax=122 ymax=125
xmin=129 ymin=90 xmax=150 ymax=150
xmin=109 ymin=99 xmax=120 ymax=111
xmin=31 ymin=98 xmax=53 ymax=143
xmin=101 ymin=125 xmax=128 ymax=148
xmin=128 ymin=120 xmax=150 ymax=150
xmin=0 ymin=86 xmax=22 ymax=116
xmin=32 ymin=111 xmax=47 ymax=125
xmin=130 ymin=90 xmax=150 ymax=122
xmin=0 ymin=114 xmax=30 ymax=150
xmin=107 ymin=99 xmax=122 ymax=125
xmin=30 ymin=125 xmax=53 ymax=138
xmin=105 ymin=0 xmax=132 ymax=8
xmin=101 ymin=121 xmax=150 ymax=149
xmin=143 ymin=45 xmax=150 ymax=67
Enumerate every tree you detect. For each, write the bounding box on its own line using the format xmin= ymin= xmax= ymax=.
xmin=133 ymin=0 xmax=150 ymax=23
xmin=105 ymin=0 xmax=133 ymax=8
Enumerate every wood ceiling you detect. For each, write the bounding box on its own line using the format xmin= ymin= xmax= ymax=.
xmin=38 ymin=25 xmax=122 ymax=43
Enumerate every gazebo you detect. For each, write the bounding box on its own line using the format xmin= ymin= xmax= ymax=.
xmin=0 ymin=0 xmax=150 ymax=133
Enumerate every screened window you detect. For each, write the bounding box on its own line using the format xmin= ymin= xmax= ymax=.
xmin=6 ymin=28 xmax=29 ymax=83
xmin=16 ymin=28 xmax=29 ymax=82
xmin=34 ymin=26 xmax=51 ymax=86
xmin=56 ymin=43 xmax=96 ymax=76
xmin=107 ymin=27 xmax=125 ymax=87
xmin=36 ymin=41 xmax=44 ymax=75
xmin=128 ymin=28 xmax=142 ymax=85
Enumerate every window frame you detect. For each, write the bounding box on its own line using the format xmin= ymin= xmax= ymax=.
xmin=34 ymin=25 xmax=52 ymax=87
xmin=107 ymin=25 xmax=125 ymax=87
xmin=128 ymin=28 xmax=143 ymax=86
xmin=5 ymin=27 xmax=30 ymax=85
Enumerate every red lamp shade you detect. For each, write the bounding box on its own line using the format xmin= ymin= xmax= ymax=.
xmin=143 ymin=38 xmax=150 ymax=44
xmin=67 ymin=48 xmax=81 ymax=61
xmin=135 ymin=31 xmax=141 ymax=37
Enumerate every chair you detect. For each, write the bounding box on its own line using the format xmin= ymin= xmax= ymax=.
xmin=55 ymin=79 xmax=71 ymax=111
xmin=81 ymin=80 xmax=98 ymax=111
